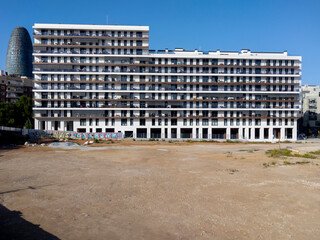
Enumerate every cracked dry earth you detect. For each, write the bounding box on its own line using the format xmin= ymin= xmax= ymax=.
xmin=0 ymin=142 xmax=320 ymax=239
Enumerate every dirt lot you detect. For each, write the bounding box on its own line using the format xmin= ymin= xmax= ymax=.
xmin=1 ymin=140 xmax=320 ymax=240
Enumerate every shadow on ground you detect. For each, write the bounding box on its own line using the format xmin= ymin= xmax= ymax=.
xmin=0 ymin=204 xmax=59 ymax=240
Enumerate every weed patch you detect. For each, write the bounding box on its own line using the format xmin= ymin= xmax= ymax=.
xmin=266 ymin=149 xmax=292 ymax=158
xmin=225 ymin=151 xmax=233 ymax=157
xmin=227 ymin=169 xmax=239 ymax=174
xmin=310 ymin=150 xmax=320 ymax=155
xmin=226 ymin=140 xmax=241 ymax=143
xmin=266 ymin=149 xmax=316 ymax=159
xmin=263 ymin=162 xmax=270 ymax=168
xmin=295 ymin=161 xmax=310 ymax=165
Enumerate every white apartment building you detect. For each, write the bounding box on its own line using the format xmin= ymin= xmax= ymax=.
xmin=32 ymin=23 xmax=302 ymax=141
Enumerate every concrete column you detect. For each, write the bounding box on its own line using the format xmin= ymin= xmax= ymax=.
xmin=249 ymin=128 xmax=254 ymax=140
xmin=198 ymin=127 xmax=202 ymax=139
xmin=177 ymin=128 xmax=181 ymax=139
xmin=226 ymin=127 xmax=231 ymax=140
xmin=147 ymin=128 xmax=151 ymax=139
xmin=281 ymin=127 xmax=285 ymax=141
xmin=237 ymin=128 xmax=241 ymax=140
xmin=48 ymin=121 xmax=52 ymax=130
xmin=293 ymin=121 xmax=298 ymax=141
xmin=161 ymin=128 xmax=165 ymax=139
xmin=243 ymin=127 xmax=248 ymax=141
xmin=260 ymin=127 xmax=264 ymax=140
xmin=34 ymin=119 xmax=39 ymax=130
xmin=192 ymin=127 xmax=196 ymax=139
xmin=269 ymin=128 xmax=273 ymax=141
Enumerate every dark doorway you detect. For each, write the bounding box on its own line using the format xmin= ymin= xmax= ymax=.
xmin=181 ymin=128 xmax=192 ymax=138
xmin=151 ymin=128 xmax=161 ymax=138
xmin=212 ymin=128 xmax=226 ymax=139
xmin=137 ymin=128 xmax=147 ymax=138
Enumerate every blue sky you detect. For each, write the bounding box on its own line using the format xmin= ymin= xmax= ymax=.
xmin=1 ymin=0 xmax=319 ymax=85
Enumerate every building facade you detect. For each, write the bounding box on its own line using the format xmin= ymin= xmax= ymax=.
xmin=0 ymin=75 xmax=33 ymax=103
xmin=301 ymin=84 xmax=320 ymax=134
xmin=32 ymin=23 xmax=302 ymax=141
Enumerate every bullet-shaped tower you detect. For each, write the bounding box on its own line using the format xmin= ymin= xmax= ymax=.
xmin=6 ymin=27 xmax=33 ymax=77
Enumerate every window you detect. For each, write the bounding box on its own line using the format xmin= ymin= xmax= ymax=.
xmin=140 ymin=119 xmax=145 ymax=126
xmin=80 ymin=119 xmax=86 ymax=126
xmin=184 ymin=119 xmax=187 ymax=126
xmin=212 ymin=119 xmax=218 ymax=126
xmin=171 ymin=119 xmax=177 ymax=126
xmin=121 ymin=119 xmax=127 ymax=126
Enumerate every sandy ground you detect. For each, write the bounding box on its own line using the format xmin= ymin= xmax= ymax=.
xmin=0 ymin=140 xmax=320 ymax=240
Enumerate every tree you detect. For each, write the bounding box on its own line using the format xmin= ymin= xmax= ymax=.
xmin=15 ymin=96 xmax=33 ymax=128
xmin=0 ymin=96 xmax=33 ymax=128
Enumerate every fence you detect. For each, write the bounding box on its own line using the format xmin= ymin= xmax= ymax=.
xmin=27 ymin=130 xmax=122 ymax=140
xmin=0 ymin=126 xmax=22 ymax=133
xmin=0 ymin=126 xmax=122 ymax=140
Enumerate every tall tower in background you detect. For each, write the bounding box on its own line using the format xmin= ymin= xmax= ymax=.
xmin=6 ymin=27 xmax=33 ymax=77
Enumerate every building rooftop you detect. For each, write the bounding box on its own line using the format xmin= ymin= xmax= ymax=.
xmin=33 ymin=23 xmax=149 ymax=31
xmin=149 ymin=48 xmax=300 ymax=59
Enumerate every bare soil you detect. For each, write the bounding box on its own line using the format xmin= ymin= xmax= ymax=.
xmin=1 ymin=141 xmax=320 ymax=239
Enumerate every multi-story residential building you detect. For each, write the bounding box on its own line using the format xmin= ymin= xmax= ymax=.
xmin=301 ymin=84 xmax=320 ymax=134
xmin=32 ymin=23 xmax=302 ymax=141
xmin=0 ymin=75 xmax=33 ymax=103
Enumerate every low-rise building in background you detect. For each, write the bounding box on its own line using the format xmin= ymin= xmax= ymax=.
xmin=0 ymin=74 xmax=33 ymax=103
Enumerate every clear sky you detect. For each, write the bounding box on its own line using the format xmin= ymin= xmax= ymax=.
xmin=1 ymin=0 xmax=319 ymax=85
